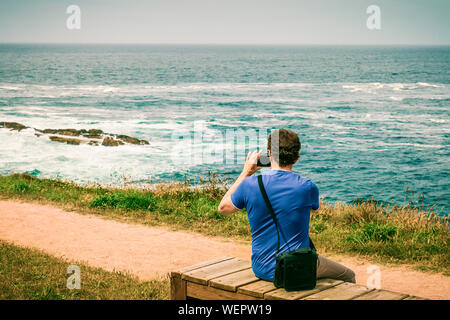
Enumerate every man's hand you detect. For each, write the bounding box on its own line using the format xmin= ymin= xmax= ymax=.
xmin=242 ymin=150 xmax=263 ymax=177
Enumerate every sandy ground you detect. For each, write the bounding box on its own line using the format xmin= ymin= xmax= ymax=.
xmin=0 ymin=200 xmax=448 ymax=300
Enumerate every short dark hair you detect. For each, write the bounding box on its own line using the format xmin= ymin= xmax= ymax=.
xmin=267 ymin=129 xmax=301 ymax=167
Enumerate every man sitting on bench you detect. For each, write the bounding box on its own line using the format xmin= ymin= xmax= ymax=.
xmin=218 ymin=129 xmax=355 ymax=284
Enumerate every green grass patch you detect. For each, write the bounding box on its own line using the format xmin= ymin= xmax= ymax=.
xmin=89 ymin=191 xmax=158 ymax=211
xmin=0 ymin=173 xmax=448 ymax=274
xmin=0 ymin=240 xmax=168 ymax=300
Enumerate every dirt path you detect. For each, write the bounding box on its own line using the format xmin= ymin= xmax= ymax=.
xmin=0 ymin=200 xmax=448 ymax=300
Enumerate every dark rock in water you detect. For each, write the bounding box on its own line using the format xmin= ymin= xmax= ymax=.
xmin=43 ymin=128 xmax=81 ymax=136
xmin=88 ymin=129 xmax=103 ymax=135
xmin=42 ymin=128 xmax=103 ymax=139
xmin=1 ymin=120 xmax=149 ymax=147
xmin=83 ymin=134 xmax=103 ymax=139
xmin=80 ymin=129 xmax=103 ymax=139
xmin=61 ymin=129 xmax=81 ymax=136
xmin=102 ymin=136 xmax=124 ymax=146
xmin=116 ymin=134 xmax=149 ymax=145
xmin=49 ymin=136 xmax=82 ymax=145
xmin=0 ymin=122 xmax=28 ymax=131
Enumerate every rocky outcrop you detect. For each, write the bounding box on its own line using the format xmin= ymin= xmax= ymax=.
xmin=43 ymin=129 xmax=81 ymax=136
xmin=49 ymin=136 xmax=82 ymax=145
xmin=41 ymin=128 xmax=106 ymax=138
xmin=101 ymin=137 xmax=124 ymax=147
xmin=0 ymin=121 xmax=150 ymax=147
xmin=0 ymin=122 xmax=28 ymax=131
xmin=116 ymin=134 xmax=149 ymax=145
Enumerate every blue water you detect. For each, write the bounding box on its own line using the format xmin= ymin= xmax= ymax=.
xmin=0 ymin=45 xmax=449 ymax=212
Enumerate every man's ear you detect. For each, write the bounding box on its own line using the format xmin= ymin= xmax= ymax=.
xmin=294 ymin=152 xmax=300 ymax=164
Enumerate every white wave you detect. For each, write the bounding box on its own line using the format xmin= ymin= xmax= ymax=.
xmin=0 ymin=82 xmax=312 ymax=97
xmin=1 ymin=82 xmax=448 ymax=102
xmin=342 ymin=82 xmax=449 ymax=94
xmin=0 ymin=85 xmax=21 ymax=90
xmin=416 ymin=82 xmax=443 ymax=88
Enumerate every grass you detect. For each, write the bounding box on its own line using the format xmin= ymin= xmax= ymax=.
xmin=0 ymin=173 xmax=448 ymax=275
xmin=0 ymin=240 xmax=169 ymax=300
xmin=311 ymin=201 xmax=449 ymax=274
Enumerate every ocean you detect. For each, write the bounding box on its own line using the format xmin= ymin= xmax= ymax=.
xmin=0 ymin=44 xmax=449 ymax=212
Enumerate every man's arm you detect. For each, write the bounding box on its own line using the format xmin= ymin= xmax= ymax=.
xmin=218 ymin=150 xmax=262 ymax=216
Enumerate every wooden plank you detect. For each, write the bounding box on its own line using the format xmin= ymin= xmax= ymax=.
xmin=182 ymin=258 xmax=251 ymax=285
xmin=174 ymin=257 xmax=419 ymax=300
xmin=170 ymin=273 xmax=187 ymax=300
xmin=173 ymin=256 xmax=234 ymax=276
xmin=303 ymin=282 xmax=373 ymax=300
xmin=403 ymin=296 xmax=429 ymax=300
xmin=354 ymin=289 xmax=408 ymax=300
xmin=209 ymin=268 xmax=259 ymax=292
xmin=237 ymin=280 xmax=277 ymax=299
xmin=265 ymin=278 xmax=343 ymax=300
xmin=186 ymin=281 xmax=261 ymax=300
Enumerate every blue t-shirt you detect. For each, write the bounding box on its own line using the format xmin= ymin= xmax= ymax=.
xmin=231 ymin=170 xmax=319 ymax=281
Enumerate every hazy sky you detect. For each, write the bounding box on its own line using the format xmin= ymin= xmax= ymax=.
xmin=1 ymin=0 xmax=449 ymax=45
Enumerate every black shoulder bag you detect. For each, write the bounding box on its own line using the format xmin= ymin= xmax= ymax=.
xmin=257 ymin=175 xmax=318 ymax=291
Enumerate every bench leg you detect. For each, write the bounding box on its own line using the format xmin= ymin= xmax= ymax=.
xmin=170 ymin=272 xmax=187 ymax=300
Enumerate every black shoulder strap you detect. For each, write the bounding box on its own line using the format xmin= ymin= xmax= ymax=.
xmin=257 ymin=175 xmax=280 ymax=254
xmin=257 ymin=175 xmax=316 ymax=253
xmin=309 ymin=238 xmax=316 ymax=251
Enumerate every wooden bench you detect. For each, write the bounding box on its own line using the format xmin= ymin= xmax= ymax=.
xmin=170 ymin=256 xmax=427 ymax=300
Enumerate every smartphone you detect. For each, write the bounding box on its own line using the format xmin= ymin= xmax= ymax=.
xmin=257 ymin=154 xmax=271 ymax=167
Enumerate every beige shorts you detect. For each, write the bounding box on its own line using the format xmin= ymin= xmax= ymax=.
xmin=317 ymin=255 xmax=356 ymax=283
